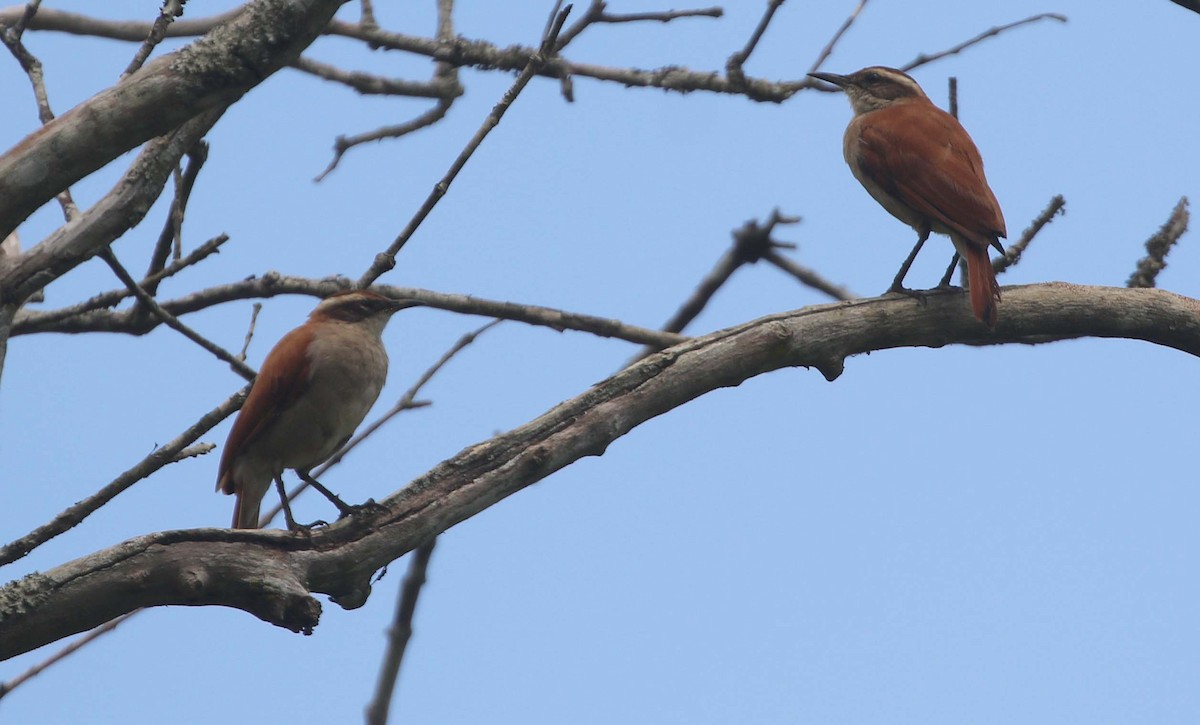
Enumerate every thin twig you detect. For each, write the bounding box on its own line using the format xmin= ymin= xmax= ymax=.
xmin=994 ymin=194 xmax=1066 ymax=276
xmin=806 ymin=0 xmax=867 ymax=75
xmin=1 ymin=9 xmax=78 ymax=222
xmin=1128 ymin=197 xmax=1189 ymax=289
xmin=315 ymin=100 xmax=454 ymax=182
xmin=120 ymin=0 xmax=187 ymax=79
xmin=556 ymin=1 xmax=720 ymax=50
xmin=169 ymin=442 xmax=216 ymax=463
xmin=0 ymin=612 xmax=135 ymax=700
xmin=291 ymin=56 xmax=462 ymax=99
xmin=627 ymin=210 xmax=804 ymax=364
xmin=20 ymin=233 xmax=230 ymax=327
xmin=356 ymin=3 xmax=574 ymax=286
xmin=901 ymin=13 xmax=1067 ymax=72
xmin=364 ymin=539 xmax=437 ymax=725
xmin=313 ymin=0 xmax=463 ymax=179
xmin=726 ymin=0 xmax=785 ymax=85
xmin=238 ymin=303 xmax=263 ymax=361
xmin=763 ymin=251 xmax=856 ymax=301
xmin=259 ymin=321 xmax=501 ymax=526
xmin=10 ymin=0 xmax=42 ymax=38
xmin=594 ymin=6 xmax=722 ymax=24
xmin=0 ymin=389 xmax=245 ymax=568
xmin=145 ymin=141 xmax=208 ymax=290
xmin=360 ymin=0 xmax=378 ymax=29
xmin=98 ymin=248 xmax=256 ymax=380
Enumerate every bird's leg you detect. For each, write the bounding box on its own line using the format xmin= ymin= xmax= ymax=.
xmin=937 ymin=252 xmax=961 ymax=288
xmin=297 ymin=470 xmax=386 ymax=520
xmin=888 ymin=228 xmax=930 ymax=295
xmin=274 ymin=475 xmax=308 ymax=532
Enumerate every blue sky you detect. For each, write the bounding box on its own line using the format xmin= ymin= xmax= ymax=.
xmin=2 ymin=1 xmax=1199 ymax=723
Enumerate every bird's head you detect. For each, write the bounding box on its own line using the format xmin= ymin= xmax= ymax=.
xmin=310 ymin=289 xmax=421 ymax=336
xmin=809 ymin=66 xmax=928 ymax=115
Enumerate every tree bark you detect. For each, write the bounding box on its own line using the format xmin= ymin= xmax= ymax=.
xmin=2 ymin=282 xmax=1197 ymax=660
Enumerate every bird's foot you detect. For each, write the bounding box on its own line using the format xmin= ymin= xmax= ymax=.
xmin=334 ymin=498 xmax=389 ymax=521
xmin=887 ymin=284 xmax=963 ymax=305
xmin=285 ymin=518 xmax=329 ymax=535
xmin=885 ymin=284 xmax=932 ymax=306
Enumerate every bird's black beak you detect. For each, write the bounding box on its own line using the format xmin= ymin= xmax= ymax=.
xmin=388 ymin=298 xmax=424 ymax=312
xmin=808 ymin=71 xmax=849 ymax=88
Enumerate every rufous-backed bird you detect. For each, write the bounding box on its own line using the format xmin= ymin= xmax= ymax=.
xmin=809 ymin=66 xmax=1007 ymax=327
xmin=216 ymin=290 xmax=419 ymax=529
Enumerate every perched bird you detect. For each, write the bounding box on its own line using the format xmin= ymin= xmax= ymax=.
xmin=808 ymin=66 xmax=1007 ymax=327
xmin=216 ymin=290 xmax=419 ymax=529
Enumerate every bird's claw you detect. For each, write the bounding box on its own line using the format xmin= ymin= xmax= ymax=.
xmin=335 ymin=498 xmax=388 ymax=520
xmin=286 ymin=518 xmax=329 ymax=535
xmin=885 ymin=284 xmax=931 ymax=306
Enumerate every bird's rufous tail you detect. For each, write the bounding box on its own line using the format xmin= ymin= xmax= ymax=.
xmin=964 ymin=244 xmax=1001 ymax=328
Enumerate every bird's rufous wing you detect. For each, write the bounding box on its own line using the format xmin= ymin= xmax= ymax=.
xmin=856 ymin=102 xmax=1006 ymax=247
xmin=216 ymin=324 xmax=314 ymax=494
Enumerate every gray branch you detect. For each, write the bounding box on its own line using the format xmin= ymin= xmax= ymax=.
xmin=3 ymin=282 xmax=1199 ymax=659
xmin=0 ymin=0 xmax=343 ymax=240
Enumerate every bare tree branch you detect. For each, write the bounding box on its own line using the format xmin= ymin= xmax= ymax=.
xmin=0 ymin=0 xmax=344 ymax=240
xmin=994 ymin=195 xmax=1066 ymax=276
xmin=0 ymin=612 xmax=134 ymax=700
xmin=4 ymin=283 xmax=1200 ymax=659
xmin=364 ymin=539 xmax=437 ymax=725
xmin=0 ymin=108 xmax=224 ymax=378
xmin=13 ymin=233 xmax=229 ymax=328
xmin=97 ymin=248 xmax=256 ymax=380
xmin=291 ymin=56 xmax=462 ymax=99
xmin=726 ymin=0 xmax=785 ymax=86
xmin=0 ymin=388 xmax=245 ymax=568
xmin=144 ymin=141 xmax=209 ymax=290
xmin=11 ymin=276 xmax=686 ymax=349
xmin=806 ymin=0 xmax=867 ymax=75
xmin=764 ymin=251 xmax=856 ymax=301
xmin=0 ymin=2 xmax=79 ymax=222
xmin=0 ymin=6 xmax=243 ymax=40
xmin=1128 ymin=197 xmax=1189 ymax=289
xmin=315 ymin=99 xmax=453 ymax=182
xmin=900 ymin=13 xmax=1067 ymax=73
xmin=352 ymin=6 xmax=572 ymax=266
xmin=120 ymin=0 xmax=188 ymax=79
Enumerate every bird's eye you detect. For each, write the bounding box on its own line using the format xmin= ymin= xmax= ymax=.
xmin=864 ymin=71 xmax=880 ymax=83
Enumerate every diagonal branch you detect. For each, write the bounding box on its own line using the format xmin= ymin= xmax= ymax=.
xmin=0 ymin=388 xmax=245 ymax=568
xmin=900 ymin=13 xmax=1068 ymax=73
xmin=1128 ymin=197 xmax=1189 ymax=289
xmin=356 ymin=5 xmax=573 ymax=281
xmin=4 ymin=283 xmax=1200 ymax=658
xmin=0 ymin=0 xmax=344 ymax=239
xmin=364 ymin=539 xmax=437 ymax=725
xmin=994 ymin=194 xmax=1065 ymax=276
xmin=97 ymin=248 xmax=256 ymax=379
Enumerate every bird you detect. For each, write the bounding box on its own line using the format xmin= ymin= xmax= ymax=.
xmin=216 ymin=289 xmax=420 ymax=529
xmin=808 ymin=66 xmax=1007 ymax=327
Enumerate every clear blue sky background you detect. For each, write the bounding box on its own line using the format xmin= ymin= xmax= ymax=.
xmin=2 ymin=1 xmax=1199 ymax=722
